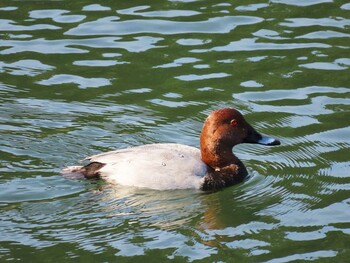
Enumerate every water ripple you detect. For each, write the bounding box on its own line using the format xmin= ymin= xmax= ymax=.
xmin=296 ymin=30 xmax=350 ymax=39
xmin=118 ymin=6 xmax=201 ymax=18
xmin=37 ymin=74 xmax=111 ymax=89
xmin=0 ymin=176 xmax=84 ymax=203
xmin=82 ymin=4 xmax=111 ymax=12
xmin=29 ymin=9 xmax=86 ymax=23
xmin=300 ymin=61 xmax=348 ymax=70
xmin=65 ymin=16 xmax=263 ymax=36
xmin=280 ymin=17 xmax=350 ymax=29
xmin=0 ymin=59 xmax=54 ymax=76
xmin=0 ymin=19 xmax=59 ymax=31
xmin=272 ymin=0 xmax=332 ymax=6
xmin=191 ymin=38 xmax=330 ymax=53
xmin=0 ymin=36 xmax=162 ymax=54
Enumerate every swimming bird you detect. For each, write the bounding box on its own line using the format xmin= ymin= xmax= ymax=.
xmin=62 ymin=108 xmax=280 ymax=191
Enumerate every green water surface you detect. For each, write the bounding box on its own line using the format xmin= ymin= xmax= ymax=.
xmin=0 ymin=0 xmax=349 ymax=262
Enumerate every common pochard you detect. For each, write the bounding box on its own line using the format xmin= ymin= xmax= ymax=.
xmin=62 ymin=108 xmax=280 ymax=191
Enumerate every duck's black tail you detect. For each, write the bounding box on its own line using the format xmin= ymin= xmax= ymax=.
xmin=61 ymin=162 xmax=105 ymax=179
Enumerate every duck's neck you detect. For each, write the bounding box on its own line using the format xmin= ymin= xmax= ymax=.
xmin=200 ymin=138 xmax=240 ymax=169
xmin=200 ymin=138 xmax=248 ymax=191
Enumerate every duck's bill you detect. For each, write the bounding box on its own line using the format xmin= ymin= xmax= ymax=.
xmin=243 ymin=124 xmax=281 ymax=146
xmin=258 ymin=135 xmax=280 ymax=146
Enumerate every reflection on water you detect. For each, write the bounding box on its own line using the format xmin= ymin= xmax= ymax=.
xmin=1 ymin=0 xmax=349 ymax=261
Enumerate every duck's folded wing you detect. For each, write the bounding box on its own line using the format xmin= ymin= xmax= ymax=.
xmin=83 ymin=143 xmax=201 ymax=164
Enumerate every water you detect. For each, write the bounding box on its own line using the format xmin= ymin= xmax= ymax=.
xmin=1 ymin=0 xmax=349 ymax=261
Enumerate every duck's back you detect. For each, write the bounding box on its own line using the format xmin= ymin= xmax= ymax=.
xmin=88 ymin=143 xmax=208 ymax=190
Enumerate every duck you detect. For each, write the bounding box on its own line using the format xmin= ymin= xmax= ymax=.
xmin=62 ymin=108 xmax=280 ymax=191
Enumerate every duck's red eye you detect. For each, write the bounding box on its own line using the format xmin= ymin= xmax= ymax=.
xmin=230 ymin=119 xmax=238 ymax=126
